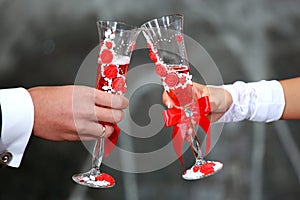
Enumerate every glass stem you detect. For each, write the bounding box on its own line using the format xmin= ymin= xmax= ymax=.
xmin=190 ymin=126 xmax=206 ymax=166
xmin=92 ymin=137 xmax=104 ymax=171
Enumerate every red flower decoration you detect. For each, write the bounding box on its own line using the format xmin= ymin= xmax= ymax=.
xmin=105 ymin=41 xmax=112 ymax=49
xmin=193 ymin=165 xmax=200 ymax=173
xmin=96 ymin=173 xmax=115 ymax=185
xmin=100 ymin=49 xmax=114 ymax=64
xmin=165 ymin=72 xmax=179 ymax=88
xmin=155 ymin=64 xmax=167 ymax=77
xmin=179 ymin=76 xmax=187 ymax=85
xmin=199 ymin=163 xmax=216 ymax=175
xmin=104 ymin=64 xmax=118 ymax=79
xmin=112 ymin=77 xmax=126 ymax=93
xmin=149 ymin=50 xmax=157 ymax=63
xmin=177 ymin=35 xmax=183 ymax=43
xmin=147 ymin=43 xmax=158 ymax=63
xmin=95 ymin=175 xmax=104 ymax=181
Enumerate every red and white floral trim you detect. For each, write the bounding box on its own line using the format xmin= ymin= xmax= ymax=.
xmin=97 ymin=28 xmax=129 ymax=95
xmin=182 ymin=161 xmax=223 ymax=180
xmin=77 ymin=173 xmax=115 ymax=188
xmin=145 ymin=34 xmax=192 ymax=92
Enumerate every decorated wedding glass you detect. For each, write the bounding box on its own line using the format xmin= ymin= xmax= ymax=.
xmin=141 ymin=14 xmax=223 ymax=180
xmin=72 ymin=21 xmax=140 ymax=188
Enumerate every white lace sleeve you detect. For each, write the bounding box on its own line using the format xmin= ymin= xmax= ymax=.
xmin=217 ymin=80 xmax=285 ymax=123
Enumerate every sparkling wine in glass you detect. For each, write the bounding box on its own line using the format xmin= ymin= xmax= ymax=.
xmin=72 ymin=21 xmax=140 ymax=188
xmin=141 ymin=14 xmax=223 ymax=180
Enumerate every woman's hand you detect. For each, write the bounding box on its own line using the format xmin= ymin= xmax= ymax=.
xmin=162 ymin=82 xmax=232 ymax=122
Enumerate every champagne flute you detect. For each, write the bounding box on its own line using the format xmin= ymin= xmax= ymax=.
xmin=72 ymin=21 xmax=140 ymax=188
xmin=141 ymin=14 xmax=223 ymax=180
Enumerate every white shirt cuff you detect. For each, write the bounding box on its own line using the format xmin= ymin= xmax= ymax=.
xmin=0 ymin=88 xmax=34 ymax=167
xmin=217 ymin=80 xmax=285 ymax=123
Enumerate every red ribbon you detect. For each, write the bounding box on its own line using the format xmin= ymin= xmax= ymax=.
xmin=162 ymin=96 xmax=211 ymax=168
xmin=102 ymin=123 xmax=120 ymax=158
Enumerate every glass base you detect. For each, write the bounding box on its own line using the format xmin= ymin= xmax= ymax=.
xmin=182 ymin=161 xmax=223 ymax=180
xmin=72 ymin=168 xmax=115 ymax=188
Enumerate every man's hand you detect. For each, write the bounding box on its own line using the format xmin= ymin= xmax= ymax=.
xmin=28 ymin=85 xmax=129 ymax=141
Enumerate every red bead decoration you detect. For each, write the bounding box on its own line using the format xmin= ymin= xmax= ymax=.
xmin=177 ymin=35 xmax=183 ymax=43
xmin=104 ymin=64 xmax=118 ymax=79
xmin=155 ymin=64 xmax=167 ymax=77
xmin=112 ymin=77 xmax=126 ymax=93
xmin=100 ymin=49 xmax=114 ymax=64
xmin=165 ymin=72 xmax=179 ymax=88
xmin=105 ymin=41 xmax=112 ymax=49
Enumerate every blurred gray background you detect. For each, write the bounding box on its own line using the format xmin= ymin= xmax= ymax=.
xmin=0 ymin=0 xmax=300 ymax=199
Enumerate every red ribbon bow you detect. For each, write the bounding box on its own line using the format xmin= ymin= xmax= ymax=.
xmin=162 ymin=96 xmax=211 ymax=168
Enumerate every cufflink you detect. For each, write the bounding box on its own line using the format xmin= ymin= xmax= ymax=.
xmin=0 ymin=151 xmax=12 ymax=168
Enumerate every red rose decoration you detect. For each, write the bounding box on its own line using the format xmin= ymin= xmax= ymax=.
xmin=104 ymin=64 xmax=118 ymax=79
xmin=149 ymin=51 xmax=157 ymax=63
xmin=179 ymin=76 xmax=187 ymax=85
xmin=100 ymin=49 xmax=114 ymax=64
xmin=147 ymin=43 xmax=158 ymax=63
xmin=165 ymin=72 xmax=179 ymax=88
xmin=95 ymin=175 xmax=104 ymax=181
xmin=193 ymin=165 xmax=200 ymax=173
xmin=177 ymin=35 xmax=183 ymax=43
xmin=199 ymin=163 xmax=216 ymax=175
xmin=155 ymin=64 xmax=167 ymax=77
xmin=96 ymin=173 xmax=115 ymax=185
xmin=112 ymin=77 xmax=126 ymax=93
xmin=105 ymin=41 xmax=112 ymax=49
xmin=192 ymin=163 xmax=216 ymax=176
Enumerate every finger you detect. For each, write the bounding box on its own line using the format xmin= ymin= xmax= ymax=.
xmin=73 ymin=135 xmax=97 ymax=141
xmin=207 ymin=86 xmax=232 ymax=113
xmin=77 ymin=123 xmax=115 ymax=139
xmin=65 ymin=131 xmax=98 ymax=141
xmin=101 ymin=125 xmax=114 ymax=138
xmin=192 ymin=82 xmax=208 ymax=99
xmin=95 ymin=106 xmax=125 ymax=124
xmin=94 ymin=90 xmax=129 ymax=109
xmin=207 ymin=113 xmax=224 ymax=123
